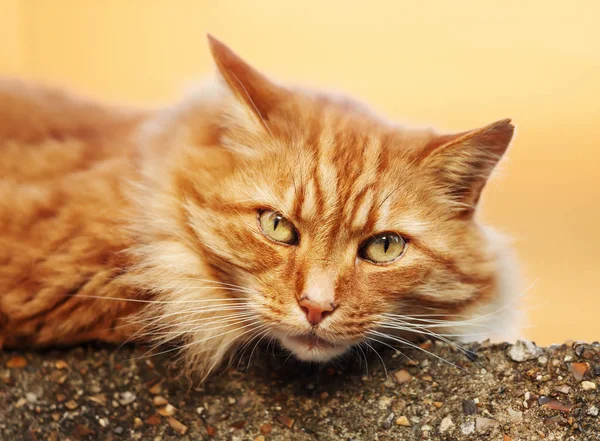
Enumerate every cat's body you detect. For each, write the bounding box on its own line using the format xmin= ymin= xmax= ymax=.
xmin=0 ymin=79 xmax=148 ymax=347
xmin=0 ymin=37 xmax=521 ymax=378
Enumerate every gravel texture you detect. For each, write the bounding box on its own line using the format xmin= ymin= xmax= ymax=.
xmin=1 ymin=340 xmax=599 ymax=440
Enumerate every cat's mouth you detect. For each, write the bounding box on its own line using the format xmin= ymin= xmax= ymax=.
xmin=279 ymin=332 xmax=351 ymax=362
xmin=288 ymin=333 xmax=338 ymax=349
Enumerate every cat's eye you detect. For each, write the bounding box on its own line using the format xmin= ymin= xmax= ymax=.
xmin=359 ymin=233 xmax=407 ymax=264
xmin=258 ymin=211 xmax=298 ymax=245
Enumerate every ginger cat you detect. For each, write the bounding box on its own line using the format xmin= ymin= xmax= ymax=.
xmin=0 ymin=36 xmax=521 ymax=378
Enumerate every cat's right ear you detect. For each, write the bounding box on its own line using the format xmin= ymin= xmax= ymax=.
xmin=418 ymin=119 xmax=514 ymax=215
xmin=207 ymin=34 xmax=284 ymax=133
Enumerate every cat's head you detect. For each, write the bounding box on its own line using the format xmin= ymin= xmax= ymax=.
xmin=132 ymin=36 xmax=518 ymax=376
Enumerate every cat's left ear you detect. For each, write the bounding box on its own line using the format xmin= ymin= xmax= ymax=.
xmin=420 ymin=118 xmax=514 ymax=214
xmin=207 ymin=34 xmax=284 ymax=132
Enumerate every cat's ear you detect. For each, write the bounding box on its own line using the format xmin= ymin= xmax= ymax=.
xmin=207 ymin=34 xmax=283 ymax=132
xmin=420 ymin=118 xmax=514 ymax=214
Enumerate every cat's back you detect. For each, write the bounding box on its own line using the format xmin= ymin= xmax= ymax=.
xmin=0 ymin=79 xmax=148 ymax=180
xmin=0 ymin=80 xmax=148 ymax=336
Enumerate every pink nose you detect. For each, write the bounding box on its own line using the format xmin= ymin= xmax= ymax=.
xmin=298 ymin=297 xmax=336 ymax=325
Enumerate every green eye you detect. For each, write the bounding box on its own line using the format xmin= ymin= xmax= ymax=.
xmin=258 ymin=211 xmax=298 ymax=245
xmin=360 ymin=233 xmax=407 ymax=264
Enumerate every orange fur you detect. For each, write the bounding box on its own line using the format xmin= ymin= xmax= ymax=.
xmin=0 ymin=37 xmax=520 ymax=378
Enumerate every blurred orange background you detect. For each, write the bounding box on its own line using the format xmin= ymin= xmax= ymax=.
xmin=1 ymin=1 xmax=599 ymax=345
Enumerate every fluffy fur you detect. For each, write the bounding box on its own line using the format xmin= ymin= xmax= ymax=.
xmin=0 ymin=36 xmax=520 ymax=378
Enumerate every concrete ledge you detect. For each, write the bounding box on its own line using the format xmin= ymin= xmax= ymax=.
xmin=1 ymin=341 xmax=598 ymax=440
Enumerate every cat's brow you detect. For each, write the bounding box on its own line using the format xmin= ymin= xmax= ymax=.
xmin=300 ymin=178 xmax=318 ymax=220
xmin=349 ymin=188 xmax=374 ymax=230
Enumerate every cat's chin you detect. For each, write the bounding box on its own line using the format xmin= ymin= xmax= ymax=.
xmin=279 ymin=333 xmax=350 ymax=362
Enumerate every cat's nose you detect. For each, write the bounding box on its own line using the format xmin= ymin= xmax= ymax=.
xmin=298 ymin=297 xmax=336 ymax=326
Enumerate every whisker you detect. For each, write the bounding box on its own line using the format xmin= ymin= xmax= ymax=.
xmin=233 ymin=326 xmax=265 ymax=370
xmin=235 ymin=327 xmax=271 ymax=371
xmin=142 ymin=304 xmax=262 ymax=320
xmin=367 ymin=330 xmax=468 ymax=372
xmin=374 ymin=322 xmax=476 ymax=356
xmin=267 ymin=335 xmax=277 ymax=359
xmin=153 ymin=286 xmax=257 ymax=295
xmin=180 ymin=277 xmax=259 ymax=293
xmin=360 ymin=341 xmax=381 ymax=377
xmin=381 ymin=313 xmax=497 ymax=328
xmin=128 ymin=304 xmax=262 ymax=325
xmin=136 ymin=316 xmax=260 ymax=350
xmin=246 ymin=329 xmax=271 ymax=370
xmin=150 ymin=310 xmax=257 ymax=328
xmin=69 ymin=294 xmax=253 ymax=305
xmin=135 ymin=321 xmax=267 ymax=360
xmin=123 ymin=307 xmax=262 ymax=337
xmin=385 ymin=312 xmax=488 ymax=319
xmin=119 ymin=310 xmax=258 ymax=346
xmin=381 ymin=317 xmax=491 ymax=329
xmin=364 ymin=335 xmax=418 ymax=366
xmin=376 ymin=322 xmax=488 ymax=338
xmin=149 ymin=314 xmax=260 ymax=336
xmin=164 ymin=322 xmax=269 ymax=355
xmin=383 ymin=279 xmax=536 ymax=329
xmin=357 ymin=343 xmax=367 ymax=370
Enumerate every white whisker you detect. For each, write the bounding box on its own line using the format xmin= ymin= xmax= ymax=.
xmin=247 ymin=329 xmax=271 ymax=366
xmin=161 ymin=322 xmax=269 ymax=356
xmin=69 ymin=294 xmax=253 ymax=305
xmin=134 ymin=316 xmax=259 ymax=349
xmin=364 ymin=335 xmax=417 ymax=366
xmin=367 ymin=330 xmax=466 ymax=372
xmin=149 ymin=314 xmax=260 ymax=336
xmin=374 ymin=322 xmax=475 ymax=356
xmin=136 ymin=321 xmax=267 ymax=360
xmin=180 ymin=277 xmax=259 ymax=292
xmin=130 ymin=304 xmax=262 ymax=324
